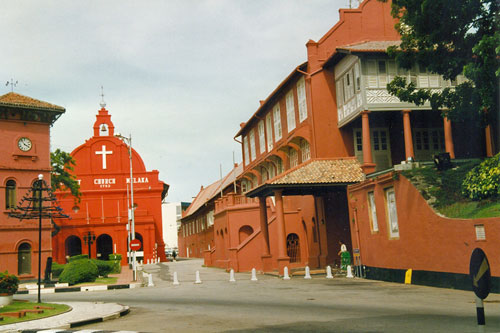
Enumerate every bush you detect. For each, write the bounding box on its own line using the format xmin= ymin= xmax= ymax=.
xmin=91 ymin=259 xmax=114 ymax=278
xmin=52 ymin=262 xmax=66 ymax=278
xmin=108 ymin=254 xmax=122 ymax=274
xmin=58 ymin=259 xmax=98 ymax=285
xmin=68 ymin=254 xmax=89 ymax=262
xmin=462 ymin=153 xmax=500 ymax=200
xmin=0 ymin=271 xmax=19 ymax=295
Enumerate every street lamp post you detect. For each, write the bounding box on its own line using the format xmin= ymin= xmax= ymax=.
xmin=83 ymin=231 xmax=96 ymax=258
xmin=116 ymin=133 xmax=137 ymax=282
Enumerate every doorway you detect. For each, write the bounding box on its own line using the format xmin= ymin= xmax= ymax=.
xmin=18 ymin=242 xmax=31 ymax=275
xmin=96 ymin=234 xmax=113 ymax=260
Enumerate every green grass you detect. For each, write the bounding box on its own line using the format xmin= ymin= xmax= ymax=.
xmin=0 ymin=300 xmax=70 ymax=325
xmin=401 ymin=160 xmax=500 ymax=219
xmin=73 ymin=276 xmax=117 ymax=286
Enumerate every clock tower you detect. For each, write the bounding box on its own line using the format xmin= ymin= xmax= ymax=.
xmin=0 ymin=92 xmax=65 ymax=278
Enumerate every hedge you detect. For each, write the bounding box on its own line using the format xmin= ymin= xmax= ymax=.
xmin=58 ymin=259 xmax=98 ymax=285
xmin=0 ymin=271 xmax=19 ymax=294
xmin=462 ymin=153 xmax=500 ymax=200
xmin=91 ymin=259 xmax=114 ymax=278
xmin=52 ymin=262 xmax=66 ymax=278
xmin=68 ymin=254 xmax=89 ymax=262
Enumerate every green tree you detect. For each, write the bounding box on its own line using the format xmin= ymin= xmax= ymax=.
xmin=50 ymin=148 xmax=81 ymax=202
xmin=384 ymin=0 xmax=499 ymax=125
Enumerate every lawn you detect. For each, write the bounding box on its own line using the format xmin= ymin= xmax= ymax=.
xmin=73 ymin=276 xmax=118 ymax=286
xmin=0 ymin=300 xmax=70 ymax=325
xmin=401 ymin=160 xmax=500 ymax=219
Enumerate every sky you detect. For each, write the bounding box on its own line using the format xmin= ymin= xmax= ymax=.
xmin=0 ymin=0 xmax=351 ymax=202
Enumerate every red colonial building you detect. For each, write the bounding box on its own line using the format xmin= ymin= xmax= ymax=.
xmin=0 ymin=92 xmax=65 ymax=279
xmin=53 ymin=102 xmax=168 ymax=265
xmin=180 ymin=0 xmax=499 ymax=291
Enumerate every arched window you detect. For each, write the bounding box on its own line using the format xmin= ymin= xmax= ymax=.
xmin=6 ymin=180 xmax=16 ymax=209
xmin=286 ymin=233 xmax=301 ymax=263
xmin=238 ymin=225 xmax=254 ymax=244
xmin=300 ymin=139 xmax=311 ymax=162
xmin=289 ymin=148 xmax=298 ymax=168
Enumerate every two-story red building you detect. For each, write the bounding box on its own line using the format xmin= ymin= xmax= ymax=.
xmin=180 ymin=0 xmax=498 ymax=290
xmin=53 ymin=102 xmax=168 ymax=265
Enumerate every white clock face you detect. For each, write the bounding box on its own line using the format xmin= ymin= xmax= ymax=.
xmin=18 ymin=137 xmax=32 ymax=152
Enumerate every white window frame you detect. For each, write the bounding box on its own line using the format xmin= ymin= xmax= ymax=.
xmin=300 ymin=139 xmax=310 ymax=162
xmin=297 ymin=77 xmax=307 ymax=122
xmin=273 ymin=104 xmax=282 ymax=141
xmin=367 ymin=191 xmax=379 ymax=232
xmin=243 ymin=135 xmax=250 ymax=166
xmin=385 ymin=187 xmax=399 ymax=239
xmin=249 ymin=130 xmax=256 ymax=161
xmin=286 ymin=91 xmax=296 ymax=132
xmin=266 ymin=113 xmax=273 ymax=151
xmin=258 ymin=120 xmax=265 ymax=154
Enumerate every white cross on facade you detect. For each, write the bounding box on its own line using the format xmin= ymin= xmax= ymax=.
xmin=95 ymin=145 xmax=113 ymax=169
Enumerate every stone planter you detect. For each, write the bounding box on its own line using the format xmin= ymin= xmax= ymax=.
xmin=0 ymin=293 xmax=13 ymax=307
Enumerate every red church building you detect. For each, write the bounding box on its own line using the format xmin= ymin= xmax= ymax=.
xmin=180 ymin=0 xmax=499 ymax=291
xmin=53 ymin=102 xmax=168 ymax=265
xmin=0 ymin=92 xmax=65 ymax=279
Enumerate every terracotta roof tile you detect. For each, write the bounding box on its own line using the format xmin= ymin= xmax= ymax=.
xmin=337 ymin=40 xmax=400 ymax=53
xmin=183 ymin=164 xmax=243 ymax=219
xmin=271 ymin=158 xmax=365 ymax=185
xmin=0 ymin=92 xmax=65 ymax=111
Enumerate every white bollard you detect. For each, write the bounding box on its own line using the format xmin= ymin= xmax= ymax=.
xmin=326 ymin=265 xmax=333 ymax=279
xmin=195 ymin=270 xmax=202 ymax=284
xmin=173 ymin=271 xmax=179 ymax=285
xmin=251 ymin=268 xmax=258 ymax=281
xmin=147 ymin=259 xmax=150 ymax=265
xmin=304 ymin=266 xmax=312 ymax=279
xmin=229 ymin=269 xmax=236 ymax=282
xmin=147 ymin=273 xmax=154 ymax=287
xmin=140 ymin=260 xmax=143 ymax=265
xmin=346 ymin=265 xmax=354 ymax=278
xmin=283 ymin=266 xmax=291 ymax=280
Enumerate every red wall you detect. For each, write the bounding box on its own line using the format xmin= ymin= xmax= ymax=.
xmin=348 ymin=173 xmax=500 ymax=276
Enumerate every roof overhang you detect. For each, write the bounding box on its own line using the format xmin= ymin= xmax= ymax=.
xmin=245 ymin=182 xmax=351 ymax=198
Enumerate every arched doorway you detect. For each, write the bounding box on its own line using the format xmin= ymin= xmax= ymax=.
xmin=65 ymin=235 xmax=82 ymax=258
xmin=96 ymin=234 xmax=113 ymax=260
xmin=286 ymin=233 xmax=301 ymax=263
xmin=18 ymin=242 xmax=31 ymax=275
xmin=238 ymin=225 xmax=253 ymax=244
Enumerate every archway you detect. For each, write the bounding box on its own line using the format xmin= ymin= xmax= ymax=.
xmin=18 ymin=242 xmax=31 ymax=275
xmin=238 ymin=225 xmax=253 ymax=244
xmin=96 ymin=234 xmax=113 ymax=260
xmin=65 ymin=235 xmax=82 ymax=258
xmin=286 ymin=233 xmax=301 ymax=263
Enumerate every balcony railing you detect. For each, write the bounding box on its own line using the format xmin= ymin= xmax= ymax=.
xmin=214 ymin=193 xmax=259 ymax=214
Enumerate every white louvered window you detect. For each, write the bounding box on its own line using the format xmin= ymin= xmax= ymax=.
xmin=258 ymin=120 xmax=265 ymax=154
xmin=289 ymin=148 xmax=298 ymax=168
xmin=300 ymin=140 xmax=311 ymax=162
xmin=249 ymin=130 xmax=256 ymax=161
xmin=297 ymin=77 xmax=307 ymax=122
xmin=286 ymin=91 xmax=296 ymax=132
xmin=243 ymin=135 xmax=250 ymax=166
xmin=266 ymin=113 xmax=273 ymax=151
xmin=368 ymin=191 xmax=378 ymax=232
xmin=273 ymin=104 xmax=282 ymax=141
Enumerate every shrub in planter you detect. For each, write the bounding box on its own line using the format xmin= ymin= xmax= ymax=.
xmin=52 ymin=262 xmax=66 ymax=279
xmin=462 ymin=153 xmax=500 ymax=200
xmin=91 ymin=259 xmax=114 ymax=278
xmin=58 ymin=259 xmax=98 ymax=285
xmin=68 ymin=254 xmax=89 ymax=262
xmin=0 ymin=271 xmax=19 ymax=295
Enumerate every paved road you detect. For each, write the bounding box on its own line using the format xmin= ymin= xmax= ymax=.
xmin=19 ymin=259 xmax=500 ymax=332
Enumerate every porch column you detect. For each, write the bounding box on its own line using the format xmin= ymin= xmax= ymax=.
xmin=259 ymin=196 xmax=270 ymax=256
xmin=361 ymin=110 xmax=376 ymax=173
xmin=402 ymin=109 xmax=415 ymax=161
xmin=485 ymin=124 xmax=494 ymax=157
xmin=443 ymin=116 xmax=455 ymax=159
xmin=274 ymin=189 xmax=289 ymax=274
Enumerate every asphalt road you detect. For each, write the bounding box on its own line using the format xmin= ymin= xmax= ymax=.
xmin=22 ymin=259 xmax=500 ymax=332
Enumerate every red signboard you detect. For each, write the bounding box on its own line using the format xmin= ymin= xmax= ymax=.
xmin=130 ymin=239 xmax=142 ymax=251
